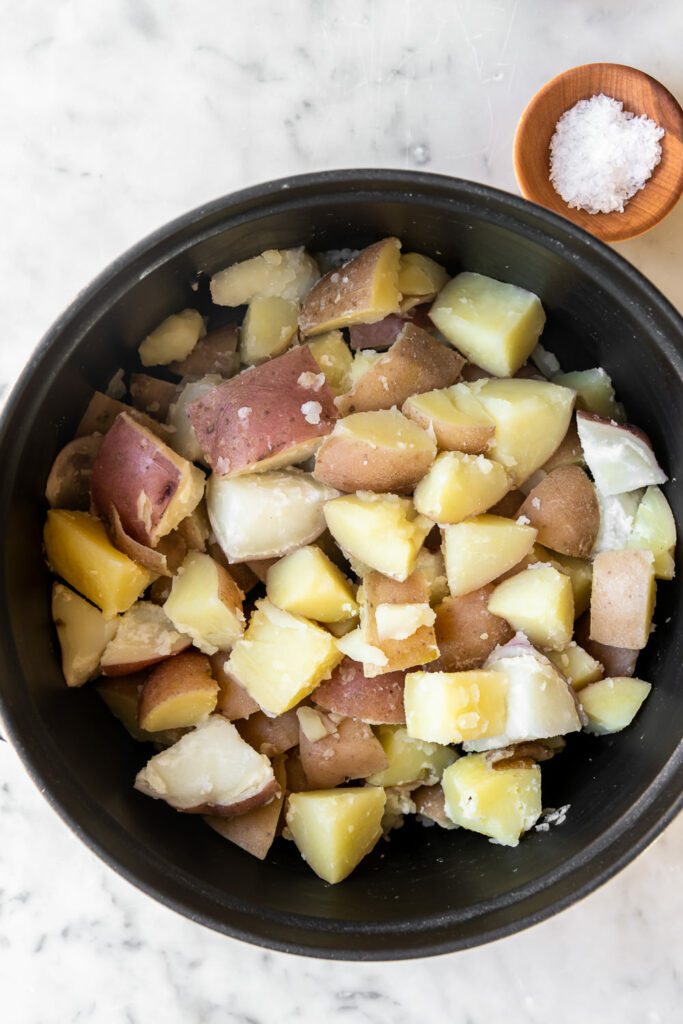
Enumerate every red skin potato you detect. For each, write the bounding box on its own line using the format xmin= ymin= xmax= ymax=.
xmin=183 ymin=775 xmax=280 ymax=817
xmin=168 ymin=324 xmax=239 ymax=378
xmin=574 ymin=613 xmax=639 ymax=678
xmin=129 ymin=374 xmax=178 ymax=421
xmin=312 ymin=657 xmax=406 ymax=724
xmin=236 ymin=707 xmax=301 ymax=756
xmin=431 ymin=587 xmax=514 ymax=672
xmin=348 ymin=306 xmax=433 ymax=350
xmin=576 ymin=410 xmax=654 ymax=450
xmin=186 ymin=346 xmax=339 ymax=477
xmin=204 ymin=755 xmax=287 ymax=859
xmin=209 ymin=652 xmax=261 ymax=720
xmin=100 ymin=622 xmax=192 ymax=677
xmin=299 ymin=714 xmax=388 ymax=789
xmin=412 ymin=784 xmax=452 ymax=827
xmin=76 ymin=391 xmax=174 ymax=443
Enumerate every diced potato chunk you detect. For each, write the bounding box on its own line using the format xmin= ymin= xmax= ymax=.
xmin=138 ymin=309 xmax=205 ymax=367
xmin=348 ymin=348 xmax=383 ymax=387
xmin=167 ymin=375 xmax=221 ymax=463
xmin=415 ymin=547 xmax=449 ymax=606
xmin=627 ymin=486 xmax=676 ymax=580
xmin=429 ymin=272 xmax=546 ymax=377
xmin=432 ymin=587 xmax=513 ymax=672
xmin=398 ymin=252 xmax=449 ymax=301
xmin=240 ymin=295 xmax=300 ymax=364
xmin=324 ymin=493 xmax=432 ymax=582
xmin=402 ymin=383 xmax=495 ymax=454
xmin=442 ymin=514 xmax=537 ymax=597
xmin=266 ymin=546 xmax=358 ymax=623
xmin=205 ymin=755 xmax=286 ymax=860
xmin=590 ymin=550 xmax=656 ymax=650
xmin=442 ymin=753 xmax=541 ymax=846
xmin=299 ymin=714 xmax=389 ymax=788
xmin=553 ymin=368 xmax=623 ymax=421
xmin=51 ymin=582 xmax=118 ymax=687
xmin=404 ymin=670 xmax=508 ymax=744
xmin=533 ymin=544 xmax=593 ymax=619
xmin=226 ymin=599 xmax=342 ymax=715
xmin=548 ymin=643 xmax=603 ymax=690
xmin=488 ymin=564 xmax=574 ymax=650
xmin=163 ymin=551 xmax=245 ymax=655
xmin=578 ymin=677 xmax=651 ymax=734
xmin=307 ymin=330 xmax=353 ymax=395
xmin=576 ymin=413 xmax=667 ymax=496
xmin=44 ymin=510 xmax=154 ymax=618
xmin=366 ymin=725 xmax=457 ymax=787
xmin=285 ymin=787 xmax=386 ymax=884
xmin=211 ymin=247 xmax=320 ymax=306
xmin=517 ymin=466 xmax=599 ymax=559
xmin=100 ymin=601 xmax=191 ymax=676
xmin=138 ymin=650 xmax=219 ymax=731
xmin=413 ymin=451 xmax=511 ymax=524
xmin=362 ymin=570 xmax=438 ymax=675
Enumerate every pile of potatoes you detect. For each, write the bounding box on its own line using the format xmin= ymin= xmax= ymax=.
xmin=43 ymin=238 xmax=676 ymax=884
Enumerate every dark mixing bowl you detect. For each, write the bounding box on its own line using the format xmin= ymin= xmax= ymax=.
xmin=0 ymin=171 xmax=681 ymax=959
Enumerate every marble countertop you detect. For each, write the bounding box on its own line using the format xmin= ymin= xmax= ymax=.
xmin=1 ymin=1 xmax=680 ymax=1021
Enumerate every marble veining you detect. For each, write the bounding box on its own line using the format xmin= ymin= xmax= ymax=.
xmin=0 ymin=1 xmax=681 ymax=1021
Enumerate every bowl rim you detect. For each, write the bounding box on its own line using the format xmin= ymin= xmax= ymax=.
xmin=0 ymin=169 xmax=681 ymax=960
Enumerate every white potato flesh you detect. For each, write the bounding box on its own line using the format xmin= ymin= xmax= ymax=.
xmin=51 ymin=582 xmax=118 ymax=687
xmin=167 ymin=375 xmax=222 ymax=463
xmin=576 ymin=414 xmax=667 ymax=496
xmin=210 ymin=247 xmax=320 ymax=305
xmin=207 ymin=470 xmax=338 ymax=562
xmin=134 ymin=716 xmax=275 ymax=812
xmin=163 ymin=551 xmax=245 ymax=655
xmin=100 ymin=601 xmax=190 ymax=675
xmin=593 ymin=488 xmax=645 ymax=554
xmin=548 ymin=643 xmax=604 ymax=690
xmin=579 ymin=677 xmax=651 ymax=734
xmin=442 ymin=753 xmax=541 ymax=846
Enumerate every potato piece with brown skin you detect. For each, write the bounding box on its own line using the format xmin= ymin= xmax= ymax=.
xmin=285 ymin=748 xmax=315 ymax=793
xmin=175 ymin=503 xmax=210 ymax=552
xmin=337 ymin=323 xmax=465 ymax=416
xmin=402 ymin=384 xmax=496 ymax=455
xmin=412 ymin=784 xmax=455 ymax=828
xmin=236 ymin=707 xmax=301 ymax=757
xmin=488 ymin=488 xmax=526 ymax=518
xmin=108 ymin=505 xmax=187 ymax=577
xmin=431 ymin=587 xmax=514 ymax=672
xmin=45 ymin=435 xmax=103 ymax=510
xmin=186 ymin=346 xmax=339 ymax=477
xmin=299 ymin=238 xmax=402 ymax=337
xmin=209 ymin=652 xmax=260 ymax=719
xmin=517 ymin=466 xmax=600 ymax=558
xmin=590 ymin=550 xmax=656 ymax=650
xmin=168 ymin=324 xmax=239 ymax=378
xmin=91 ymin=413 xmax=205 ymax=548
xmin=204 ymin=755 xmax=286 ymax=860
xmin=129 ymin=374 xmax=177 ymax=421
xmin=314 ymin=409 xmax=436 ymax=494
xmin=312 ymin=657 xmax=406 ymax=724
xmin=138 ymin=651 xmax=218 ymax=731
xmin=363 ymin=570 xmax=439 ymax=676
xmin=100 ymin=601 xmax=192 ymax=677
xmin=299 ymin=714 xmax=389 ymax=789
xmin=348 ymin=306 xmax=433 ymax=350
xmin=574 ymin=613 xmax=638 ymax=678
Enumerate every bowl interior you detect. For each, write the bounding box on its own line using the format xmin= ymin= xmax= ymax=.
xmin=514 ymin=63 xmax=683 ymax=243
xmin=1 ymin=173 xmax=681 ymax=958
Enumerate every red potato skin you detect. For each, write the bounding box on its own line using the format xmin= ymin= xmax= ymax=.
xmin=299 ymin=715 xmax=389 ymax=789
xmin=431 ymin=587 xmax=514 ymax=672
xmin=129 ymin=374 xmax=178 ymax=421
xmin=182 ymin=775 xmax=280 ymax=817
xmin=109 ymin=504 xmax=187 ymax=576
xmin=488 ymin=489 xmax=526 ymax=518
xmin=517 ymin=465 xmax=600 ymax=559
xmin=236 ymin=707 xmax=301 ymax=756
xmin=76 ymin=391 xmax=173 ymax=443
xmin=574 ymin=613 xmax=639 ymax=678
xmin=168 ymin=324 xmax=239 ymax=377
xmin=204 ymin=755 xmax=287 ymax=859
xmin=348 ymin=307 xmax=433 ymax=350
xmin=101 ymin=642 xmax=193 ymax=678
xmin=209 ymin=652 xmax=261 ymax=719
xmin=412 ymin=784 xmax=452 ymax=827
xmin=186 ymin=346 xmax=339 ymax=477
xmin=312 ymin=657 xmax=406 ymax=724
xmin=91 ymin=413 xmax=187 ymax=546
xmin=137 ymin=650 xmax=217 ymax=729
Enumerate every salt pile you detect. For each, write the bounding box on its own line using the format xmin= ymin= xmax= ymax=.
xmin=549 ymin=93 xmax=664 ymax=214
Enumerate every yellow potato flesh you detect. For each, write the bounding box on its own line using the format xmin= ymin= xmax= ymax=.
xmin=285 ymin=787 xmax=386 ymax=884
xmin=140 ymin=687 xmax=217 ymax=733
xmin=579 ymin=677 xmax=651 ymax=734
xmin=302 ymin=239 xmax=401 ymax=336
xmin=266 ymin=545 xmax=358 ymax=622
xmin=442 ymin=753 xmax=541 ymax=846
xmin=534 ymin=544 xmax=593 ymax=619
xmin=51 ymin=582 xmax=118 ymax=687
xmin=366 ymin=725 xmax=457 ymax=787
xmin=413 ymin=451 xmax=510 ymax=524
xmin=429 ymin=272 xmax=546 ymax=377
xmin=226 ymin=599 xmax=342 ymax=716
xmin=240 ymin=295 xmax=299 ymax=364
xmin=324 ymin=493 xmax=432 ymax=582
xmin=488 ymin=564 xmax=574 ymax=650
xmin=337 ymin=409 xmax=435 ymax=452
xmin=398 ymin=253 xmax=449 ymax=298
xmin=44 ymin=510 xmax=154 ymax=618
xmin=210 ymin=248 xmax=320 ymax=306
xmin=307 ymin=330 xmax=353 ymax=395
xmin=138 ymin=309 xmax=205 ymax=367
xmin=548 ymin=643 xmax=604 ymax=690
xmin=553 ymin=368 xmax=623 ymax=421
xmin=402 ymin=384 xmax=495 ymax=453
xmin=627 ymin=485 xmax=676 ymax=580
xmin=163 ymin=551 xmax=244 ymax=655
xmin=404 ymin=670 xmax=508 ymax=744
xmin=442 ymin=514 xmax=537 ymax=598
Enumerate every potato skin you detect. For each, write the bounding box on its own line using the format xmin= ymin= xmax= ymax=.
xmin=348 ymin=307 xmax=432 ymax=350
xmin=299 ymin=715 xmax=389 ymax=789
xmin=138 ymin=650 xmax=218 ymax=731
xmin=168 ymin=324 xmax=239 ymax=378
xmin=574 ymin=614 xmax=638 ymax=678
xmin=312 ymin=657 xmax=407 ymax=724
xmin=363 ymin=570 xmax=439 ymax=675
xmin=129 ymin=374 xmax=178 ymax=421
xmin=431 ymin=586 xmax=514 ymax=672
xmin=204 ymin=755 xmax=286 ymax=859
xmin=45 ymin=435 xmax=103 ymax=511
xmin=517 ymin=465 xmax=599 ymax=558
xmin=186 ymin=346 xmax=339 ymax=477
xmin=589 ymin=550 xmax=656 ymax=650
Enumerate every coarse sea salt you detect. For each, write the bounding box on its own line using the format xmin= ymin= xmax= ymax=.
xmin=549 ymin=93 xmax=664 ymax=214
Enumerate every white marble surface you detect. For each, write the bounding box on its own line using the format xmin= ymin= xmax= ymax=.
xmin=0 ymin=1 xmax=681 ymax=1020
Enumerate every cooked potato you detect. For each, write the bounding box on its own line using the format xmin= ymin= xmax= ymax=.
xmin=574 ymin=613 xmax=639 ymax=678
xmin=100 ymin=601 xmax=191 ymax=676
xmin=548 ymin=643 xmax=604 ymax=690
xmin=166 ymin=374 xmax=222 ymax=463
xmin=534 ymin=544 xmax=593 ymax=619
xmin=138 ymin=651 xmax=218 ymax=731
xmin=404 ymin=670 xmax=508 ymax=744
xmin=314 ymin=409 xmax=436 ymax=494
xmin=412 ymin=784 xmax=455 ymax=829
xmin=168 ymin=324 xmax=239 ymax=378
xmin=211 ymin=247 xmax=320 ymax=306
xmin=398 ymin=252 xmax=449 ymax=304
xmin=348 ymin=313 xmax=417 ymax=351
xmin=312 ymin=657 xmax=406 ymax=724
xmin=236 ymin=707 xmax=301 ymax=757
xmin=553 ymin=367 xmax=624 ymax=421
xmin=240 ymin=295 xmax=300 ymax=364
xmin=414 ymin=547 xmax=449 ymax=606
xmin=413 ymin=451 xmax=511 ymax=524
xmin=209 ymin=652 xmax=260 ymax=719
xmin=362 ymin=570 xmax=438 ymax=675
xmin=517 ymin=466 xmax=599 ymax=558
xmin=578 ymin=677 xmax=651 ymax=734
xmin=76 ymin=391 xmax=172 ymax=443
xmin=576 ymin=412 xmax=667 ymax=496
xmin=266 ymin=545 xmax=357 ymax=623
xmin=51 ymin=583 xmax=118 ymax=687
xmin=347 ymin=348 xmax=383 ymax=387
xmin=97 ymin=674 xmax=158 ymax=743
xmin=163 ymin=550 xmax=245 ymax=655
xmin=488 ymin=488 xmax=526 ymax=518
xmin=324 ymin=492 xmax=432 ymax=582
xmin=540 ymin=416 xmax=584 ymax=472
xmin=627 ymin=485 xmax=676 ymax=580
xmin=44 ymin=510 xmax=154 ymax=618
xmin=299 ymin=714 xmax=389 ymax=789
xmin=429 ymin=272 xmax=546 ymax=377
xmin=129 ymin=374 xmax=178 ymax=424
xmin=187 ymin=346 xmax=339 ymax=477
xmin=431 ymin=587 xmax=513 ymax=672
xmin=334 ymin=626 xmax=389 ymax=673
xmin=205 ymin=755 xmax=286 ymax=860
xmin=402 ymin=383 xmax=495 ymax=454
xmin=470 ymin=378 xmax=575 ymax=486
xmin=442 ymin=753 xmax=541 ymax=846
xmin=337 ymin=323 xmax=465 ymax=416
xmin=45 ymin=435 xmax=103 ymax=510
xmin=299 ymin=238 xmax=402 ymax=337
xmin=135 ymin=716 xmax=277 ymax=815
xmin=590 ymin=550 xmax=656 ymax=650
xmin=488 ymin=564 xmax=574 ymax=650
xmin=442 ymin=514 xmax=537 ymax=597
xmin=285 ymin=787 xmax=386 ymax=884
xmin=138 ymin=309 xmax=205 ymax=367
xmin=91 ymin=412 xmax=205 ymax=548
xmin=208 ymin=469 xmax=337 ymax=563
xmin=307 ymin=330 xmax=353 ymax=394
xmin=226 ymin=599 xmax=342 ymax=716
xmin=366 ymin=725 xmax=457 ymax=787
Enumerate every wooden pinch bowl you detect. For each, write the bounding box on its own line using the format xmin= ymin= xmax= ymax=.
xmin=514 ymin=63 xmax=683 ymax=243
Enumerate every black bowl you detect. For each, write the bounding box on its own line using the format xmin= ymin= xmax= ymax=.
xmin=0 ymin=171 xmax=681 ymax=960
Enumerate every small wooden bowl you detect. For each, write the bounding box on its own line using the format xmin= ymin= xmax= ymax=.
xmin=514 ymin=63 xmax=683 ymax=243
